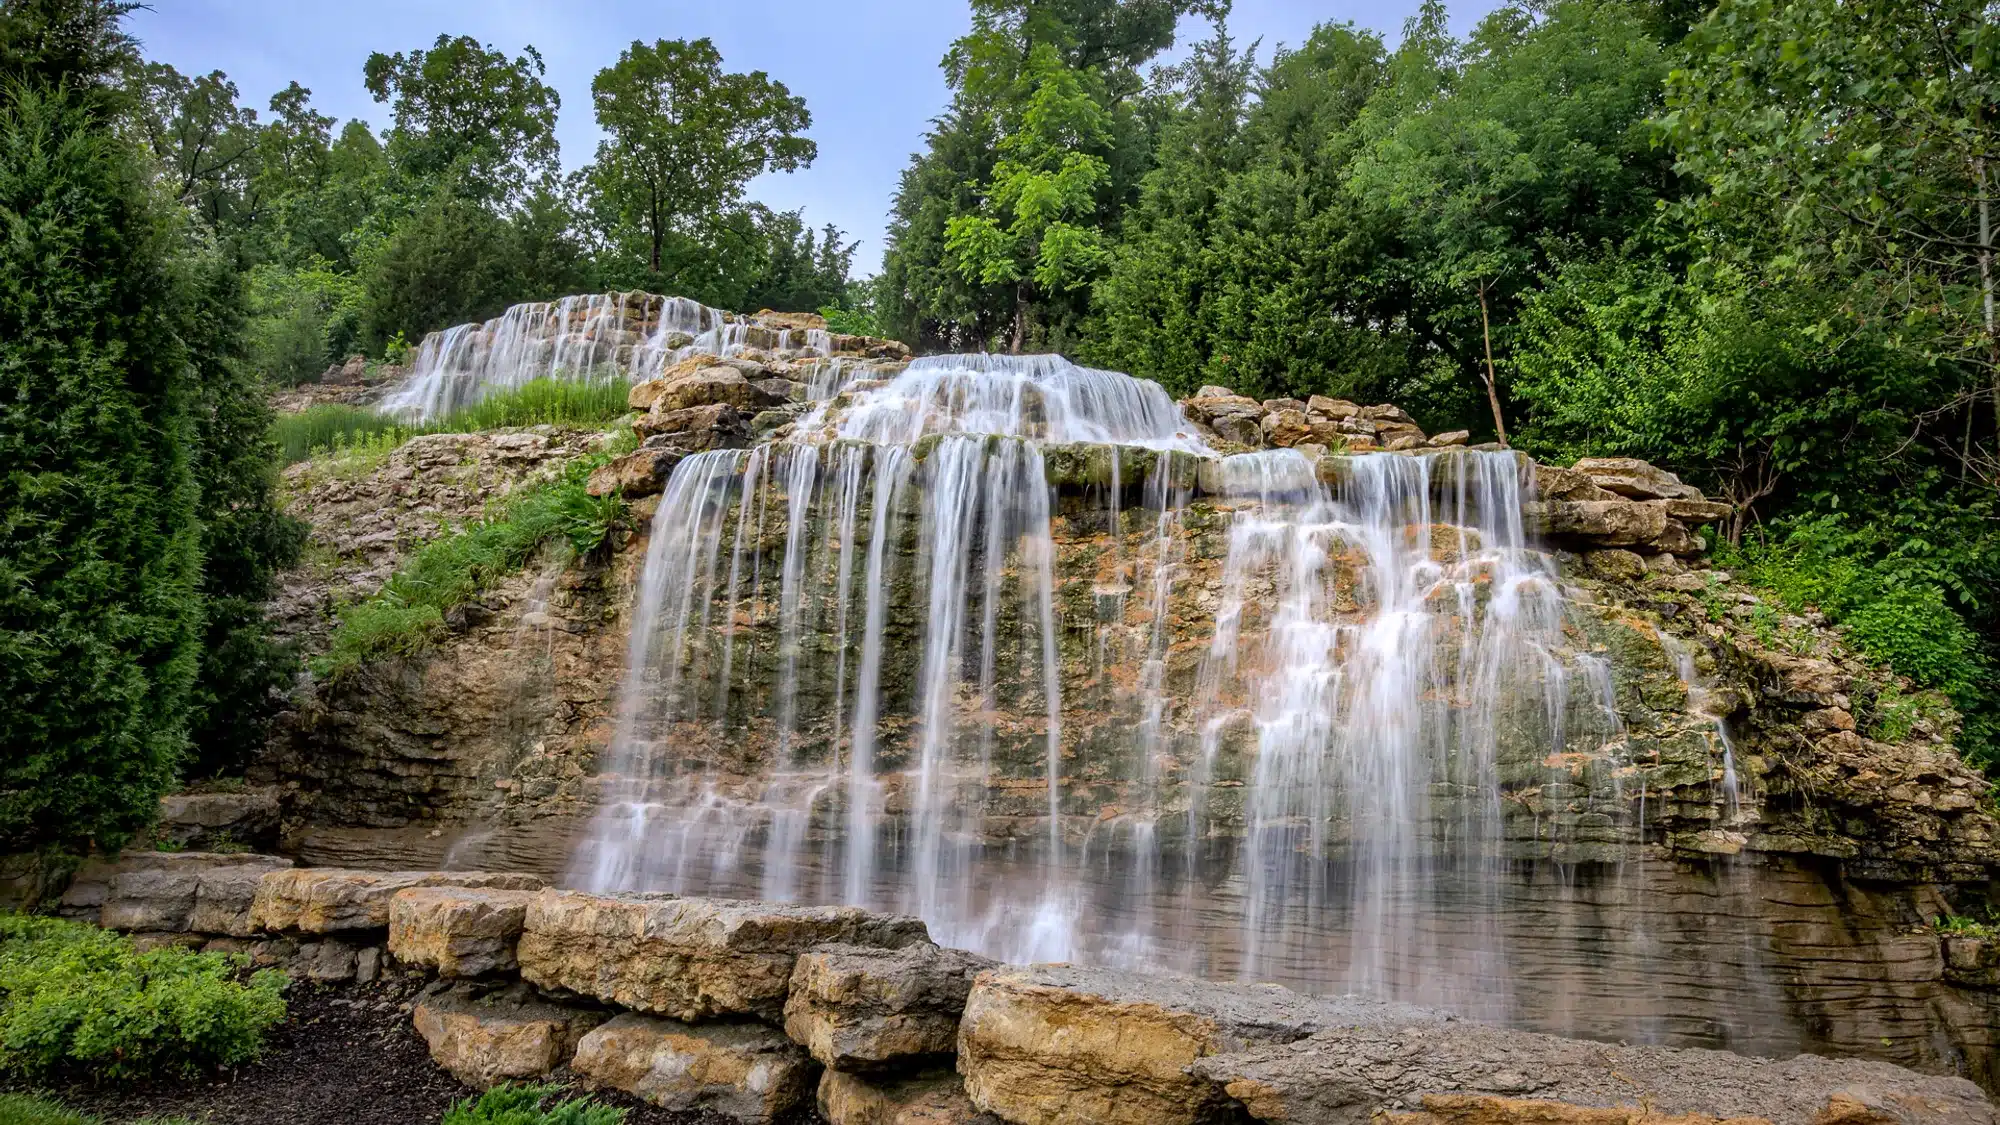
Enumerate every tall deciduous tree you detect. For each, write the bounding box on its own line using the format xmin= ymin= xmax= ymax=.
xmin=363 ymin=34 xmax=560 ymax=203
xmin=587 ymin=37 xmax=814 ymax=276
xmin=1662 ymin=0 xmax=2000 ymax=485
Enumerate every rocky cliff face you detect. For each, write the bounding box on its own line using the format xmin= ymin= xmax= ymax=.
xmin=250 ymin=300 xmax=2000 ymax=1091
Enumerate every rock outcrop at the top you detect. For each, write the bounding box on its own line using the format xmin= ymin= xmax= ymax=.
xmin=1177 ymin=386 xmax=1728 ymax=557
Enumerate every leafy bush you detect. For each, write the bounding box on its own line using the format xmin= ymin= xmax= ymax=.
xmin=273 ymin=379 xmax=632 ymax=465
xmin=312 ymin=454 xmax=625 ymax=680
xmin=441 ymin=1084 xmax=625 ymax=1125
xmin=245 ymin=261 xmax=368 ymax=386
xmin=1724 ymin=522 xmax=1998 ymax=766
xmin=0 ymin=915 xmax=287 ymax=1082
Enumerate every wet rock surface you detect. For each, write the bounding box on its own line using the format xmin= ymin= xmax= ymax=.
xmin=1189 ymin=1020 xmax=1997 ymax=1125
xmin=956 ymin=964 xmax=1445 ymax=1125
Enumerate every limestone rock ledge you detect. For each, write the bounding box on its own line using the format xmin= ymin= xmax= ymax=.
xmin=388 ymin=885 xmax=537 ymax=976
xmin=571 ymin=1013 xmax=818 ymax=1123
xmin=517 ymin=890 xmax=930 ymax=1021
xmin=786 ymin=941 xmax=998 ymax=1072
xmin=412 ymin=981 xmax=606 ymax=1087
xmin=956 ymin=964 xmax=1443 ymax=1125
xmin=250 ymin=868 xmax=545 ymax=934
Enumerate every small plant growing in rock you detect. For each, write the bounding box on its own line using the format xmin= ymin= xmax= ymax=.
xmin=0 ymin=916 xmax=287 ymax=1082
xmin=440 ymin=1084 xmax=625 ymax=1125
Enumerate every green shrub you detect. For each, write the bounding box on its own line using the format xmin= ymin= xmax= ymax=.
xmin=245 ymin=261 xmax=368 ymax=386
xmin=0 ymin=915 xmax=287 ymax=1082
xmin=312 ymin=455 xmax=625 ymax=680
xmin=1725 ymin=524 xmax=1998 ymax=767
xmin=441 ymin=1084 xmax=625 ymax=1125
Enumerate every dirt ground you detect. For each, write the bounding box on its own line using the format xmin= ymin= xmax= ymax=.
xmin=10 ymin=975 xmax=822 ymax=1125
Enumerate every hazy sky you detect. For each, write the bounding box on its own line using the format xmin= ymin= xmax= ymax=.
xmin=130 ymin=1 xmax=1500 ymax=273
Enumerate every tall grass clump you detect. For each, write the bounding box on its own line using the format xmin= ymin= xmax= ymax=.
xmin=311 ymin=454 xmax=626 ymax=681
xmin=0 ymin=916 xmax=287 ymax=1082
xmin=273 ymin=404 xmax=407 ymax=463
xmin=441 ymin=1084 xmax=626 ymax=1125
xmin=273 ymin=378 xmax=633 ymax=465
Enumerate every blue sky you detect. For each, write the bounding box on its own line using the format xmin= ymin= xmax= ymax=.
xmin=130 ymin=1 xmax=1499 ymax=273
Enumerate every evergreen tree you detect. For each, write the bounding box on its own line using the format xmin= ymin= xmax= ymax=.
xmin=0 ymin=0 xmax=204 ymax=850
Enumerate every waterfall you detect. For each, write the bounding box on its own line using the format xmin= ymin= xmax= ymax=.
xmin=382 ymin=294 xmax=834 ymax=422
xmin=570 ymin=352 xmax=1625 ymax=1021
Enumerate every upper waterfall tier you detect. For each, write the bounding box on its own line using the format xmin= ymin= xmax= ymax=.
xmin=382 ymin=293 xmax=838 ymax=422
xmin=824 ymin=354 xmax=1210 ymax=451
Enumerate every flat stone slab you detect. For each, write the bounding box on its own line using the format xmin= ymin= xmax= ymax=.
xmin=572 ymin=1013 xmax=818 ymax=1124
xmin=1188 ymin=1020 xmax=1997 ymax=1125
xmin=60 ymin=852 xmax=293 ymax=936
xmin=819 ymin=1068 xmax=1001 ymax=1125
xmin=389 ymin=886 xmax=536 ymax=977
xmin=785 ymin=942 xmax=996 ymax=1071
xmin=957 ymin=964 xmax=1446 ymax=1125
xmin=413 ymin=982 xmax=607 ymax=1088
xmin=518 ymin=890 xmax=928 ymax=1022
xmin=250 ymin=869 xmax=545 ymax=934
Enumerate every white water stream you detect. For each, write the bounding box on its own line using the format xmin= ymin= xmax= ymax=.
xmin=565 ymin=351 xmax=1632 ymax=1019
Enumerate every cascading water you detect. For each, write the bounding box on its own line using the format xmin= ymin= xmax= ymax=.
xmin=568 ymin=350 xmax=1635 ymax=1022
xmin=382 ymin=293 xmax=834 ymax=422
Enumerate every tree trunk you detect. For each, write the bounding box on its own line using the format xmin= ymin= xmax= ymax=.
xmin=1010 ymin=285 xmax=1028 ymax=355
xmin=649 ymin=184 xmax=664 ymax=274
xmin=1980 ymin=154 xmax=1997 ymax=444
xmin=1477 ymin=281 xmax=1510 ymax=448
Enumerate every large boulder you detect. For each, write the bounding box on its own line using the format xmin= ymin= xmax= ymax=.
xmin=585 ymin=447 xmax=684 ymax=499
xmin=250 ymin=869 xmax=545 ymax=935
xmin=517 ymin=890 xmax=930 ymax=1022
xmin=1571 ymin=456 xmax=1701 ymax=501
xmin=62 ymin=852 xmax=293 ymax=936
xmin=820 ymin=1068 xmax=1001 ymax=1125
xmin=785 ymin=942 xmax=997 ymax=1072
xmin=650 ymin=366 xmax=787 ymax=414
xmin=413 ymin=982 xmax=607 ymax=1088
xmin=1260 ymin=410 xmax=1314 ymax=449
xmin=571 ymin=1013 xmax=818 ymax=1123
xmin=632 ymin=403 xmax=749 ymax=450
xmin=1186 ymin=1020 xmax=1996 ymax=1125
xmin=956 ymin=964 xmax=1441 ymax=1125
xmin=388 ymin=886 xmax=536 ymax=977
xmin=1524 ymin=500 xmax=1669 ymax=549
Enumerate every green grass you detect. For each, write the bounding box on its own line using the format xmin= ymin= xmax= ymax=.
xmin=442 ymin=1084 xmax=626 ymax=1125
xmin=0 ymin=916 xmax=287 ymax=1083
xmin=273 ymin=377 xmax=634 ymax=465
xmin=0 ymin=1094 xmax=201 ymax=1125
xmin=311 ymin=452 xmax=627 ymax=681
